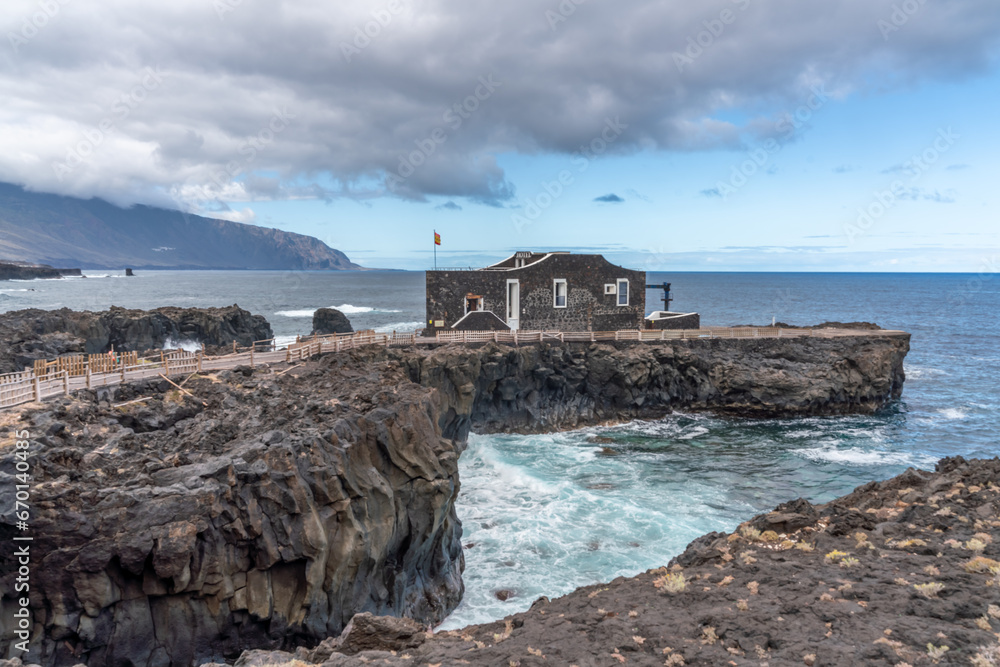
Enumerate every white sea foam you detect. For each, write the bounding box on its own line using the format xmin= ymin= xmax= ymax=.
xmin=273 ymin=335 xmax=298 ymax=349
xmin=440 ymin=431 xmax=738 ymax=630
xmin=335 ymin=303 xmax=401 ymax=314
xmin=937 ymin=407 xmax=967 ymax=420
xmin=275 ymin=304 xmax=403 ymax=317
xmin=275 ymin=309 xmax=318 ymax=318
xmin=162 ymin=338 xmax=202 ymax=353
xmin=797 ymin=445 xmax=935 ymax=467
xmin=373 ymin=321 xmax=424 ymax=333
xmin=905 ymin=366 xmax=947 ymax=380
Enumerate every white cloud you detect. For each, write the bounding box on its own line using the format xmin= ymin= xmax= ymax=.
xmin=0 ymin=0 xmax=998 ymax=212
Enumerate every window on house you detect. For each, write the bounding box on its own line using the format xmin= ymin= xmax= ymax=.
xmin=553 ymin=279 xmax=567 ymax=308
xmin=617 ymin=279 xmax=629 ymax=306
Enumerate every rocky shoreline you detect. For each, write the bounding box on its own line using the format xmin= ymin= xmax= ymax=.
xmin=1 ymin=330 xmax=914 ymax=666
xmin=228 ymin=456 xmax=1000 ymax=667
xmin=0 ymin=262 xmax=81 ymax=281
xmin=0 ymin=306 xmax=273 ymax=374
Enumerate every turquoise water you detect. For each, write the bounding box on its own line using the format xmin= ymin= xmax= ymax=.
xmin=2 ymin=269 xmax=997 ymax=628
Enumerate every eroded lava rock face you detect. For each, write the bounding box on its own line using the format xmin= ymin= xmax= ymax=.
xmin=0 ymin=355 xmax=463 ymax=666
xmin=403 ymin=335 xmax=911 ymax=435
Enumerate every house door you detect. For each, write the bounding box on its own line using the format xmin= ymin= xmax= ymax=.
xmin=506 ymin=280 xmax=520 ymax=330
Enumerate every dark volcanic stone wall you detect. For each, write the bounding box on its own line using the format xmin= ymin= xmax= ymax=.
xmin=647 ymin=312 xmax=700 ymax=330
xmin=426 ymin=255 xmax=645 ymax=332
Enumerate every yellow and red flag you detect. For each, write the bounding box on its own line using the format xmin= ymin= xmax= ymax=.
xmin=434 ymin=232 xmax=441 ymax=246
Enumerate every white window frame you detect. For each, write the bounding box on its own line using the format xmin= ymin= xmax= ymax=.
xmin=604 ymin=284 xmax=617 ymax=295
xmin=553 ymin=279 xmax=567 ymax=308
xmin=616 ymin=279 xmax=629 ymax=306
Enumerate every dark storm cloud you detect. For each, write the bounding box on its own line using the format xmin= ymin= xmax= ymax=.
xmin=1 ymin=0 xmax=998 ymax=215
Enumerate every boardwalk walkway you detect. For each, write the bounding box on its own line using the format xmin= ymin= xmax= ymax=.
xmin=0 ymin=326 xmax=906 ymax=412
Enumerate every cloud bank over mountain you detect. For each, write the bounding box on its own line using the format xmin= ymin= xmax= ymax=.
xmin=2 ymin=0 xmax=998 ymax=215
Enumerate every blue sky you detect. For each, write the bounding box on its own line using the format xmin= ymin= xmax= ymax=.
xmin=3 ymin=0 xmax=999 ymax=271
xmin=238 ymin=70 xmax=999 ymax=271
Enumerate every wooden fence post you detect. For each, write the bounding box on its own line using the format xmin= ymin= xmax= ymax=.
xmin=250 ymin=347 xmax=255 ymax=368
xmin=197 ymin=352 xmax=203 ymax=373
xmin=86 ymin=366 xmax=92 ymax=390
xmin=33 ymin=375 xmax=40 ymax=402
xmin=63 ymin=371 xmax=70 ymax=396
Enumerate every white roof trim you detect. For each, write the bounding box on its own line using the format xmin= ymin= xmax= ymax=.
xmin=450 ymin=310 xmax=510 ymax=329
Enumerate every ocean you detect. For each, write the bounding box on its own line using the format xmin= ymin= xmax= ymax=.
xmin=2 ymin=270 xmax=997 ymax=629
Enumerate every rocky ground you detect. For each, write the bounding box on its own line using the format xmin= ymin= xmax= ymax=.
xmin=0 ymin=353 xmax=463 ymax=666
xmin=0 ymin=306 xmax=273 ymax=374
xmin=219 ymin=456 xmax=1000 ymax=667
xmin=0 ymin=333 xmax=916 ymax=666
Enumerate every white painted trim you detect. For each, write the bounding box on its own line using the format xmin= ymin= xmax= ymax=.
xmin=553 ymin=278 xmax=567 ymax=308
xmin=506 ymin=279 xmax=520 ymax=329
xmin=616 ymin=278 xmax=629 ymax=306
xmin=451 ymin=310 xmax=509 ymax=330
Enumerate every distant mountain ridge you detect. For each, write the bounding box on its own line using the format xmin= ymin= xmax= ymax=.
xmin=0 ymin=183 xmax=360 ymax=270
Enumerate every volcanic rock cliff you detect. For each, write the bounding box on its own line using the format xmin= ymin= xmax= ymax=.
xmin=0 ymin=262 xmax=81 ymax=281
xmin=0 ymin=356 xmax=464 ymax=666
xmin=0 ymin=332 xmax=910 ymax=666
xmin=403 ymin=334 xmax=911 ymax=437
xmin=0 ymin=306 xmax=273 ymax=374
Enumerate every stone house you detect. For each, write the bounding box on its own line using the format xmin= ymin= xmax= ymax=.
xmin=425 ymin=251 xmax=646 ymax=332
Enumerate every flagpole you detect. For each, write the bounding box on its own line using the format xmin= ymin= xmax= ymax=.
xmin=434 ymin=230 xmax=437 ymax=270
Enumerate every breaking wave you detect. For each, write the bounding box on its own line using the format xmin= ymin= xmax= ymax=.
xmin=796 ymin=445 xmax=936 ymax=468
xmin=275 ymin=304 xmax=402 ymax=317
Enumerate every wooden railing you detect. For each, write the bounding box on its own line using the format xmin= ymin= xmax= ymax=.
xmin=0 ymin=327 xmax=905 ymax=411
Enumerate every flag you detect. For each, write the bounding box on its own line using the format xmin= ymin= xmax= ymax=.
xmin=434 ymin=232 xmax=441 ymax=246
